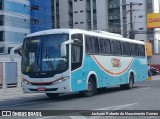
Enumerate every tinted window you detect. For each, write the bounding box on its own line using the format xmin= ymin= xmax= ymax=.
xmin=99 ymin=38 xmax=111 ymax=54
xmin=0 ymin=0 xmax=3 ymax=10
xmin=138 ymin=45 xmax=145 ymax=57
xmin=130 ymin=43 xmax=138 ymax=56
xmin=0 ymin=15 xmax=3 ymax=25
xmin=85 ymin=35 xmax=99 ymax=54
xmin=0 ymin=31 xmax=3 ymax=41
xmin=121 ymin=42 xmax=130 ymax=56
xmin=71 ymin=34 xmax=83 ymax=71
xmin=71 ymin=34 xmax=83 ymax=45
xmin=31 ymin=5 xmax=39 ymax=10
xmin=110 ymin=40 xmax=121 ymax=55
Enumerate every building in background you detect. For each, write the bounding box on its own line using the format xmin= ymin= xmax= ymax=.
xmin=30 ymin=0 xmax=52 ymax=33
xmin=0 ymin=0 xmax=30 ymax=53
xmin=0 ymin=0 xmax=160 ymax=54
xmin=52 ymin=0 xmax=108 ymax=31
xmin=53 ymin=0 xmax=159 ymax=42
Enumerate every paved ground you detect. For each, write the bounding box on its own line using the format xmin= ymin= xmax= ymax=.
xmin=0 ymin=76 xmax=160 ymax=119
xmin=0 ymin=75 xmax=158 ymax=98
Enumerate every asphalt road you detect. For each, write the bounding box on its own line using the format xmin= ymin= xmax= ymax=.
xmin=0 ymin=79 xmax=160 ymax=119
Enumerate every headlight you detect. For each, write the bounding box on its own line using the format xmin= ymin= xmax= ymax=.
xmin=52 ymin=76 xmax=70 ymax=85
xmin=22 ymin=78 xmax=32 ymax=85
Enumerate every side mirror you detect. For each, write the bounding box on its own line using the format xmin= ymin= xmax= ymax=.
xmin=17 ymin=49 xmax=22 ymax=56
xmin=61 ymin=40 xmax=74 ymax=57
xmin=10 ymin=43 xmax=22 ymax=61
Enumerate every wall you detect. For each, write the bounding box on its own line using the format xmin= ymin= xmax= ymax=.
xmin=148 ymin=55 xmax=160 ymax=70
xmin=96 ymin=0 xmax=108 ymax=31
xmin=126 ymin=0 xmax=147 ymax=40
xmin=59 ymin=0 xmax=69 ymax=28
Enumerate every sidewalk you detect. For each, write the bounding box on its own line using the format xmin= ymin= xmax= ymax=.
xmin=150 ymin=75 xmax=160 ymax=80
xmin=0 ymin=75 xmax=159 ymax=99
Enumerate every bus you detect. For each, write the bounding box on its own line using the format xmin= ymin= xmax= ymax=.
xmin=11 ymin=29 xmax=148 ymax=98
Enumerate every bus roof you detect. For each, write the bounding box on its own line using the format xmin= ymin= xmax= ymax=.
xmin=26 ymin=29 xmax=144 ymax=45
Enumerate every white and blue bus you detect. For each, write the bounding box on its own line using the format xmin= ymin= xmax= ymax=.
xmin=12 ymin=29 xmax=148 ymax=98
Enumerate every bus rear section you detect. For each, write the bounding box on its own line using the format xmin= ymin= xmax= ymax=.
xmin=70 ymin=33 xmax=148 ymax=96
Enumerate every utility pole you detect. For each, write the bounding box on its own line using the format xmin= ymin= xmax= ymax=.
xmin=124 ymin=2 xmax=141 ymax=39
xmin=129 ymin=2 xmax=134 ymax=39
xmin=128 ymin=2 xmax=135 ymax=39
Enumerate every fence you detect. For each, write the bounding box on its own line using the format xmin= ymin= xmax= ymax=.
xmin=0 ymin=54 xmax=21 ymax=90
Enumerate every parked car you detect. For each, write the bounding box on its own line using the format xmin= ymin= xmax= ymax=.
xmin=149 ymin=67 xmax=160 ymax=76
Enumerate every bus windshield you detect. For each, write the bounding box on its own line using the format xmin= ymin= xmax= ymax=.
xmin=22 ymin=34 xmax=69 ymax=77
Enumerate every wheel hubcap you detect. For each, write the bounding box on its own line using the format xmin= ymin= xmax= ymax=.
xmin=88 ymin=82 xmax=92 ymax=91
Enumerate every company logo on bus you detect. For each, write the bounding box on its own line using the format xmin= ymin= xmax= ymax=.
xmin=111 ymin=58 xmax=121 ymax=68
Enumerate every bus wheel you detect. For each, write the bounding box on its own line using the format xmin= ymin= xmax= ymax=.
xmin=82 ymin=77 xmax=96 ymax=97
xmin=46 ymin=93 xmax=59 ymax=99
xmin=120 ymin=74 xmax=134 ymax=89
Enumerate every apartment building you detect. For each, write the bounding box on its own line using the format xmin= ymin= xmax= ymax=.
xmin=53 ymin=0 xmax=108 ymax=31
xmin=30 ymin=0 xmax=52 ymax=33
xmin=53 ymin=0 xmax=159 ymax=41
xmin=0 ymin=0 xmax=30 ymax=53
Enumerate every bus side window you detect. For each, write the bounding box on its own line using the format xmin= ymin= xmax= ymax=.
xmin=130 ymin=43 xmax=138 ymax=56
xmin=138 ymin=45 xmax=145 ymax=57
xmin=85 ymin=36 xmax=92 ymax=53
xmin=126 ymin=42 xmax=131 ymax=56
xmin=85 ymin=35 xmax=99 ymax=54
xmin=99 ymin=38 xmax=110 ymax=55
xmin=121 ymin=42 xmax=130 ymax=56
xmin=71 ymin=34 xmax=83 ymax=71
xmin=110 ymin=40 xmax=122 ymax=55
xmin=92 ymin=36 xmax=99 ymax=54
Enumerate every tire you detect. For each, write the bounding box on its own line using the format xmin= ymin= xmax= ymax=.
xmin=82 ymin=77 xmax=97 ymax=97
xmin=46 ymin=93 xmax=59 ymax=99
xmin=120 ymin=74 xmax=134 ymax=89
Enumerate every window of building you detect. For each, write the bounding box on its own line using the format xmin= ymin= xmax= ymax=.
xmin=0 ymin=31 xmax=4 ymax=41
xmin=139 ymin=28 xmax=143 ymax=30
xmin=139 ymin=15 xmax=143 ymax=18
xmin=75 ymin=22 xmax=78 ymax=24
xmin=80 ymin=0 xmax=83 ymax=1
xmin=80 ymin=10 xmax=83 ymax=13
xmin=0 ymin=15 xmax=4 ymax=25
xmin=138 ymin=3 xmax=142 ymax=6
xmin=74 ymin=0 xmax=77 ymax=2
xmin=80 ymin=21 xmax=84 ymax=24
xmin=147 ymin=3 xmax=152 ymax=8
xmin=0 ymin=47 xmax=4 ymax=53
xmin=31 ymin=5 xmax=39 ymax=10
xmin=31 ymin=19 xmax=39 ymax=25
xmin=0 ymin=0 xmax=3 ymax=10
xmin=74 ymin=11 xmax=78 ymax=13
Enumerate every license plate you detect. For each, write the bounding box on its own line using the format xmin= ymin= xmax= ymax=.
xmin=38 ymin=87 xmax=46 ymax=92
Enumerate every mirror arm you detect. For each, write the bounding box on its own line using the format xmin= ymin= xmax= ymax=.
xmin=10 ymin=43 xmax=23 ymax=61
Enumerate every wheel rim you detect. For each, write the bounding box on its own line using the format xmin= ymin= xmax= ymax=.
xmin=88 ymin=82 xmax=92 ymax=91
xmin=130 ymin=76 xmax=133 ymax=88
